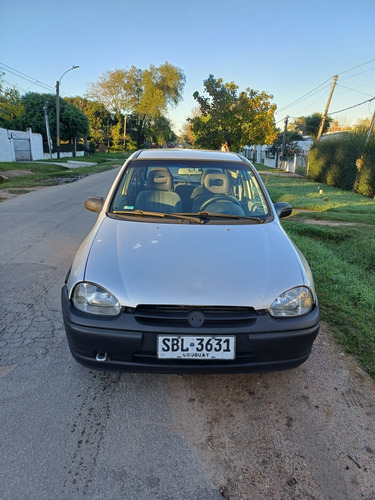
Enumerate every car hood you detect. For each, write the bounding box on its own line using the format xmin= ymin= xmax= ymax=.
xmin=78 ymin=217 xmax=311 ymax=309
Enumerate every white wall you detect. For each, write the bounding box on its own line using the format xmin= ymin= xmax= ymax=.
xmin=28 ymin=128 xmax=44 ymax=160
xmin=0 ymin=127 xmax=15 ymax=161
xmin=42 ymin=151 xmax=85 ymax=160
xmin=0 ymin=127 xmax=44 ymax=161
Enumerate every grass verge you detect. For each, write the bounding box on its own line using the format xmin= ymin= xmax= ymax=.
xmin=0 ymin=152 xmax=129 ymax=190
xmin=262 ymin=172 xmax=375 ymax=377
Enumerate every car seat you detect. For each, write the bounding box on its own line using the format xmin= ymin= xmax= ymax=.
xmin=191 ymin=173 xmax=245 ymax=215
xmin=134 ymin=168 xmax=183 ymax=213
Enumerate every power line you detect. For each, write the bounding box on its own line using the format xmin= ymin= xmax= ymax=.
xmin=0 ymin=62 xmax=55 ymax=92
xmin=340 ymin=65 xmax=375 ymax=83
xmin=275 ymin=85 xmax=332 ymax=122
xmin=328 ymin=96 xmax=375 ymax=116
xmin=276 ymin=79 xmax=332 ymax=114
xmin=337 ymin=57 xmax=375 ymax=76
xmin=336 ymin=82 xmax=374 ymax=98
xmin=0 ymin=61 xmax=74 ymax=97
xmin=276 ymin=58 xmax=375 ymax=117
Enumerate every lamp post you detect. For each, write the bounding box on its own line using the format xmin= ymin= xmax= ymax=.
xmin=56 ymin=65 xmax=79 ymax=159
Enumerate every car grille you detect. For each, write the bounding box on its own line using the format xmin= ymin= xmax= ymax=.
xmin=134 ymin=305 xmax=258 ymax=328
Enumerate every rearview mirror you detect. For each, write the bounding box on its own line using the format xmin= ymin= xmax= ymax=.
xmin=84 ymin=197 xmax=104 ymax=213
xmin=273 ymin=202 xmax=292 ymax=219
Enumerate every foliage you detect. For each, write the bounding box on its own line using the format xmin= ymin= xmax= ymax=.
xmin=86 ymin=62 xmax=185 ymax=147
xmin=8 ymin=92 xmax=89 ymax=146
xmin=357 ymin=136 xmax=375 ymax=197
xmin=86 ymin=68 xmax=131 ymax=115
xmin=180 ymin=121 xmax=196 ymax=146
xmin=62 ymin=101 xmax=90 ymax=142
xmin=65 ymin=97 xmax=113 ymax=146
xmin=109 ymin=115 xmax=125 ymax=150
xmin=190 ymin=75 xmax=277 ymax=151
xmin=308 ymin=132 xmax=375 ymax=196
xmin=267 ymin=130 xmax=304 ymax=160
xmin=353 ymin=117 xmax=372 ymax=133
xmin=292 ymin=113 xmax=333 ymax=138
xmin=0 ymin=73 xmax=25 ymax=128
xmin=145 ymin=116 xmax=176 ymax=146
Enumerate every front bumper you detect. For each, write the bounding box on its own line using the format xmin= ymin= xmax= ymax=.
xmin=61 ymin=286 xmax=320 ymax=374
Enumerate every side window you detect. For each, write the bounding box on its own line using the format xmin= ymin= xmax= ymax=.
xmin=111 ymin=167 xmax=146 ymax=211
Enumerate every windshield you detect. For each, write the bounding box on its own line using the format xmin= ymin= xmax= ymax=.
xmin=110 ymin=159 xmax=271 ymax=221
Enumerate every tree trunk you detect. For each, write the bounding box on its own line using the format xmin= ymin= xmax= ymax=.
xmin=136 ymin=115 xmax=147 ymax=148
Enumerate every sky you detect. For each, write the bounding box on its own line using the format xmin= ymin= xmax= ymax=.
xmin=1 ymin=0 xmax=375 ymax=134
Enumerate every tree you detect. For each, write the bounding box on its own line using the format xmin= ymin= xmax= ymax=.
xmin=189 ymin=75 xmax=277 ymax=151
xmin=146 ymin=116 xmax=176 ymax=146
xmin=292 ymin=113 xmax=333 ymax=139
xmin=180 ymin=121 xmax=196 ymax=146
xmin=0 ymin=72 xmax=24 ymax=128
xmin=267 ymin=129 xmax=303 ymax=160
xmin=86 ymin=68 xmax=133 ymax=115
xmin=86 ymin=62 xmax=185 ymax=147
xmin=353 ymin=118 xmax=373 ymax=134
xmin=62 ymin=103 xmax=90 ymax=151
xmin=16 ymin=92 xmax=89 ymax=147
xmin=65 ymin=96 xmax=113 ymax=146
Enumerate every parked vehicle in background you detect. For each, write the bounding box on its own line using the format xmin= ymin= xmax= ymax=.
xmin=62 ymin=149 xmax=319 ymax=373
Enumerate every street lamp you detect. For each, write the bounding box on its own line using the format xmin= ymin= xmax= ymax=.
xmin=56 ymin=65 xmax=79 ymax=159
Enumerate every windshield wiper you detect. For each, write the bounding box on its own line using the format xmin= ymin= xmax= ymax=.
xmin=113 ymin=210 xmax=204 ymax=224
xmin=112 ymin=209 xmax=263 ymax=224
xmin=197 ymin=211 xmax=264 ymax=223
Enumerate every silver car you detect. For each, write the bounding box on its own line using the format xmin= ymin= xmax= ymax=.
xmin=61 ymin=149 xmax=319 ymax=373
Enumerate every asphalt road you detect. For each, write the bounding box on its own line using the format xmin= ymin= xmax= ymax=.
xmin=1 ymin=169 xmax=374 ymax=500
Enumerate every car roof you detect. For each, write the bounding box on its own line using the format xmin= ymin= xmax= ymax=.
xmin=134 ymin=148 xmax=245 ymax=163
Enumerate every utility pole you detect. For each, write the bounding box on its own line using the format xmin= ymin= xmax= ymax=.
xmin=279 ymin=115 xmax=289 ymax=170
xmin=123 ymin=114 xmax=127 ymax=150
xmin=56 ymin=80 xmax=60 ymax=158
xmin=316 ymin=75 xmax=338 ymax=141
xmin=56 ymin=65 xmax=79 ymax=159
xmin=43 ymin=103 xmax=53 ymax=159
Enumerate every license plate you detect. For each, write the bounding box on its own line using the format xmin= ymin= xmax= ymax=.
xmin=157 ymin=335 xmax=235 ymax=360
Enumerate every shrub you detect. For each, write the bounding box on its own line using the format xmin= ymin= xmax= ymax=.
xmin=308 ymin=132 xmax=375 ymax=196
xmin=357 ymin=137 xmax=375 ymax=197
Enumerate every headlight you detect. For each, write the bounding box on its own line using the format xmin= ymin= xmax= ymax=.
xmin=270 ymin=286 xmax=313 ymax=317
xmin=72 ymin=282 xmax=121 ymax=316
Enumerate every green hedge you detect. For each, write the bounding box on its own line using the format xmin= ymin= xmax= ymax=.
xmin=357 ymin=139 xmax=375 ymax=197
xmin=308 ymin=133 xmax=375 ymax=197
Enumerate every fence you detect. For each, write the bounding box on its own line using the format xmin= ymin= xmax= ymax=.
xmin=280 ymin=155 xmax=308 ymax=176
xmin=241 ymin=146 xmax=308 ymax=176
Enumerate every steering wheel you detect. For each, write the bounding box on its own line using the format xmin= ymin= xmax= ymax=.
xmin=198 ymin=196 xmax=243 ymax=213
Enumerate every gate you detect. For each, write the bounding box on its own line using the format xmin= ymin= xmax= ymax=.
xmin=13 ymin=138 xmax=32 ymax=161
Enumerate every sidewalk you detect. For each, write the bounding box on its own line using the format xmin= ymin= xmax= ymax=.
xmin=42 ymin=160 xmax=97 ymax=169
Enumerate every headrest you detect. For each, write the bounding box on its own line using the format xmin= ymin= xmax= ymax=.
xmin=203 ymin=173 xmax=229 ymax=194
xmin=201 ymin=169 xmax=222 ymax=185
xmin=147 ymin=168 xmax=173 ymax=191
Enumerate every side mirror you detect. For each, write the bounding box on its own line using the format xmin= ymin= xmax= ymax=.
xmin=273 ymin=202 xmax=292 ymax=219
xmin=84 ymin=197 xmax=104 ymax=213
